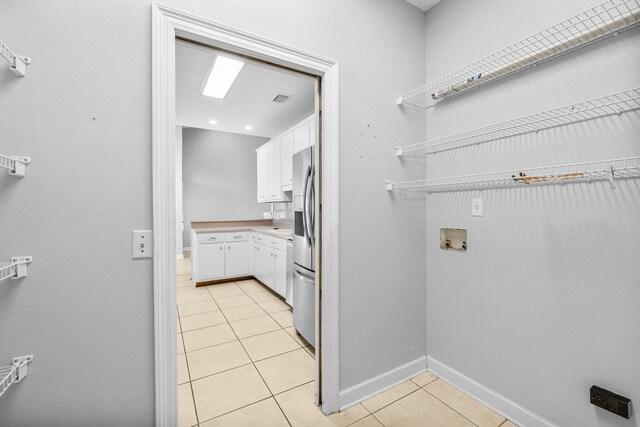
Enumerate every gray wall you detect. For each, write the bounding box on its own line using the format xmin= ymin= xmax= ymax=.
xmin=424 ymin=1 xmax=640 ymax=427
xmin=0 ymin=0 xmax=426 ymax=424
xmin=182 ymin=128 xmax=268 ymax=247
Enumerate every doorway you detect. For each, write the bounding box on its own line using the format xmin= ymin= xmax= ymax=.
xmin=152 ymin=4 xmax=340 ymax=425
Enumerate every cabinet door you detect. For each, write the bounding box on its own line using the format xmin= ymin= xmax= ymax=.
xmin=256 ymin=146 xmax=268 ymax=202
xmin=280 ymin=132 xmax=293 ymax=188
xmin=197 ymin=243 xmax=225 ymax=281
xmin=268 ymin=140 xmax=281 ymax=201
xmin=293 ymin=121 xmax=310 ymax=154
xmin=263 ymin=248 xmax=276 ymax=290
xmin=251 ymin=244 xmax=261 ymax=279
xmin=226 ymin=241 xmax=249 ymax=277
xmin=273 ymin=249 xmax=287 ymax=297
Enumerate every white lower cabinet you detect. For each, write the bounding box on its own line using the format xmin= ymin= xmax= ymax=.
xmin=196 ymin=242 xmax=225 ymax=281
xmin=249 ymin=235 xmax=288 ymax=299
xmin=273 ymin=249 xmax=287 ymax=297
xmin=226 ymin=241 xmax=249 ymax=277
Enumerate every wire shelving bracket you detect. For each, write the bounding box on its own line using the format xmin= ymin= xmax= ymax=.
xmin=0 ymin=40 xmax=30 ymax=77
xmin=0 ymin=257 xmax=33 ymax=282
xmin=396 ymin=88 xmax=640 ymax=155
xmin=0 ymin=154 xmax=31 ymax=177
xmin=396 ymin=0 xmax=640 ymax=108
xmin=0 ymin=356 xmax=34 ymax=398
xmin=386 ymin=157 xmax=640 ymax=193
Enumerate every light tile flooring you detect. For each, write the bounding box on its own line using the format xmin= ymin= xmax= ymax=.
xmin=176 ymin=253 xmax=518 ymax=427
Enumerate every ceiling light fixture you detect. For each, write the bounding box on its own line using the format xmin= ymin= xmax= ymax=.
xmin=202 ymin=56 xmax=245 ymax=99
xmin=245 ymin=125 xmax=253 ymax=130
xmin=209 ymin=120 xmax=218 ymax=125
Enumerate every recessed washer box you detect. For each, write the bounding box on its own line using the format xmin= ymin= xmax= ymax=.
xmin=440 ymin=228 xmax=467 ymax=252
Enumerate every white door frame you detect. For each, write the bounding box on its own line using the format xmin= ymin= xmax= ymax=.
xmin=151 ymin=4 xmax=340 ymax=425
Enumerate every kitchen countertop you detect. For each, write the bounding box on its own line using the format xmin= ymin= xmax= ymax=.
xmin=191 ymin=220 xmax=293 ymax=239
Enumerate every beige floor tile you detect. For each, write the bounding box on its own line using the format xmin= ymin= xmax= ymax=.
xmin=177 ymin=291 xmax=213 ymax=305
xmin=221 ymin=303 xmax=266 ymax=322
xmin=241 ymin=329 xmax=301 ymax=361
xmin=200 ymin=397 xmax=289 ymax=427
xmin=229 ymin=315 xmax=281 ymax=339
xmin=183 ymin=324 xmax=237 ymax=352
xmin=275 ymin=382 xmax=334 ymax=427
xmin=374 ymin=389 xmax=475 ymax=427
xmin=349 ymin=415 xmax=384 ymax=427
xmin=255 ymin=348 xmax=314 ymax=395
xmin=361 ymin=380 xmax=419 ymax=413
xmin=187 ymin=340 xmax=251 ymax=380
xmin=178 ymin=354 xmax=189 ymax=385
xmin=236 ymin=279 xmax=267 ymax=294
xmin=180 ymin=310 xmax=227 ymax=332
xmin=410 ymin=371 xmax=438 ymax=387
xmin=327 ymin=403 xmax=369 ymax=427
xmin=177 ymin=286 xmax=210 ymax=296
xmin=177 ymin=279 xmax=195 ymax=288
xmin=208 ymin=283 xmax=246 ymax=299
xmin=285 ymin=327 xmax=312 ymax=347
xmin=215 ymin=294 xmax=255 ymax=309
xmin=177 ymin=318 xmax=182 ymax=333
xmin=424 ymin=380 xmax=504 ymax=427
xmin=249 ymin=290 xmax=279 ymax=303
xmin=178 ymin=383 xmax=197 ymax=427
xmin=178 ymin=334 xmax=185 ymax=355
xmin=178 ymin=300 xmax=220 ymax=317
xmin=258 ymin=298 xmax=290 ymax=314
xmin=500 ymin=421 xmax=518 ymax=427
xmin=192 ymin=364 xmax=271 ymax=422
xmin=270 ymin=310 xmax=293 ymax=328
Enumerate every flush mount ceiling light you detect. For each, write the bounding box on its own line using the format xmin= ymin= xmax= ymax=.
xmin=245 ymin=125 xmax=253 ymax=130
xmin=202 ymin=56 xmax=245 ymax=99
xmin=209 ymin=120 xmax=218 ymax=125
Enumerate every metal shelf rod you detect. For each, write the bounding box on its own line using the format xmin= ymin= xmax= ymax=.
xmin=397 ymin=0 xmax=640 ymax=109
xmin=396 ymin=88 xmax=640 ymax=155
xmin=386 ymin=157 xmax=640 ymax=193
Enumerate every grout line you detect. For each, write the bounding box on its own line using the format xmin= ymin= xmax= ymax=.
xmin=272 ymin=379 xmax=315 ymax=397
xmin=421 ymin=386 xmax=482 ymax=427
xmin=195 ymin=396 xmax=275 ymax=426
xmin=367 ymin=387 xmax=424 ymax=417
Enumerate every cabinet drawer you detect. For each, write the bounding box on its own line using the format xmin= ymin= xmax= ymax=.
xmin=265 ymin=235 xmax=287 ymax=252
xmin=225 ymin=231 xmax=249 ymax=242
xmin=198 ymin=233 xmax=224 ymax=244
xmin=255 ymin=233 xmax=265 ymax=244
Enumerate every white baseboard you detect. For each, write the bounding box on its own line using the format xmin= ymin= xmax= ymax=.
xmin=338 ymin=356 xmax=427 ymax=411
xmin=427 ymin=356 xmax=558 ymax=427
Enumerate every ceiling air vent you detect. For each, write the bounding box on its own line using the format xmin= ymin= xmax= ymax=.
xmin=272 ymin=94 xmax=290 ymax=103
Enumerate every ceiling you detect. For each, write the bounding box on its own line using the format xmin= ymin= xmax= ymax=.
xmin=176 ymin=40 xmax=315 ymax=138
xmin=404 ymin=0 xmax=441 ymax=11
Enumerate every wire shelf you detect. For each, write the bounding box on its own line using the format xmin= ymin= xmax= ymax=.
xmin=0 ymin=257 xmax=32 ymax=282
xmin=386 ymin=157 xmax=640 ymax=193
xmin=0 ymin=39 xmax=30 ymax=77
xmin=0 ymin=154 xmax=30 ymax=177
xmin=397 ymin=0 xmax=640 ymax=108
xmin=0 ymin=356 xmax=34 ymax=398
xmin=396 ymin=88 xmax=640 ymax=155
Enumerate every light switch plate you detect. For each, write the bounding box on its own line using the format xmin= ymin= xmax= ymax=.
xmin=132 ymin=230 xmax=153 ymax=259
xmin=472 ymin=198 xmax=483 ymax=217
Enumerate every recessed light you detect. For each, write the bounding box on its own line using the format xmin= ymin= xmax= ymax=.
xmin=209 ymin=120 xmax=218 ymax=125
xmin=202 ymin=56 xmax=244 ymax=99
xmin=245 ymin=125 xmax=253 ymax=130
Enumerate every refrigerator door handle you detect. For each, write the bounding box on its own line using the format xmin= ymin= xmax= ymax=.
xmin=309 ymin=165 xmax=315 ymax=248
xmin=303 ymin=165 xmax=312 ymax=248
xmin=294 ymin=264 xmax=315 ymax=282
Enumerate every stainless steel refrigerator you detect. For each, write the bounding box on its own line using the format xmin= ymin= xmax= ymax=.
xmin=292 ymin=147 xmax=315 ymax=346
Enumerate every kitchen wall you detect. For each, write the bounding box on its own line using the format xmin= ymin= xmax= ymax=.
xmin=181 ymin=128 xmax=268 ymax=248
xmin=0 ymin=0 xmax=426 ymax=424
xmin=423 ymin=1 xmax=640 ymax=427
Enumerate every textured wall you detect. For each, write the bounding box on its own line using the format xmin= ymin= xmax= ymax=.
xmin=424 ymin=1 xmax=640 ymax=426
xmin=181 ymin=128 xmax=268 ymax=247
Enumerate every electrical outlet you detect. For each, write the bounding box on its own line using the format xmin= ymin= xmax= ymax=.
xmin=132 ymin=230 xmax=153 ymax=259
xmin=472 ymin=198 xmax=483 ymax=217
xmin=590 ymin=385 xmax=632 ymax=419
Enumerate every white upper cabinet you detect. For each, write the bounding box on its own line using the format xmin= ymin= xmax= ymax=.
xmin=268 ymin=139 xmax=281 ymax=201
xmin=256 ymin=145 xmax=269 ymax=203
xmin=293 ymin=121 xmax=310 ymax=154
xmin=280 ymin=132 xmax=293 ymax=189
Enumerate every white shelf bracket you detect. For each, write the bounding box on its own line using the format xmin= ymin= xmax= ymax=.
xmin=0 ymin=155 xmax=31 ymax=177
xmin=608 ymin=165 xmax=616 ymax=190
xmin=0 ymin=256 xmax=33 ymax=282
xmin=385 ymin=180 xmax=393 ymax=191
xmin=395 ymin=146 xmax=403 ymax=156
xmin=0 ymin=40 xmax=31 ymax=77
xmin=395 ymin=95 xmax=404 ymax=106
xmin=0 ymin=356 xmax=34 ymax=398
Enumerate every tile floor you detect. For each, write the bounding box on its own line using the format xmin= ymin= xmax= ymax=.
xmin=176 ymin=253 xmax=518 ymax=427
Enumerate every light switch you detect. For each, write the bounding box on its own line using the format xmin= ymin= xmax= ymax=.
xmin=132 ymin=230 xmax=153 ymax=259
xmin=472 ymin=198 xmax=483 ymax=217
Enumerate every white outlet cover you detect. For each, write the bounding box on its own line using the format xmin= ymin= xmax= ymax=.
xmin=472 ymin=198 xmax=483 ymax=217
xmin=132 ymin=230 xmax=153 ymax=259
